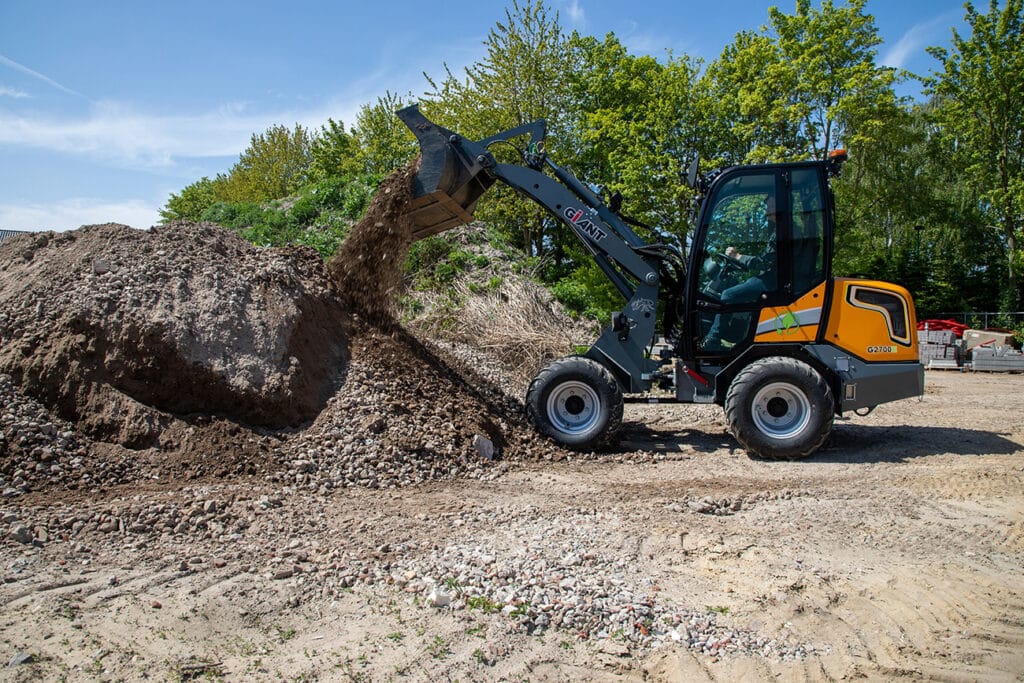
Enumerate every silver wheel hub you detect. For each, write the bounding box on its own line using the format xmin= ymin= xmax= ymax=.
xmin=751 ymin=381 xmax=811 ymax=439
xmin=547 ymin=381 xmax=600 ymax=436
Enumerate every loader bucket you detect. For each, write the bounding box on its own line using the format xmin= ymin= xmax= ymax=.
xmin=397 ymin=104 xmax=495 ymax=239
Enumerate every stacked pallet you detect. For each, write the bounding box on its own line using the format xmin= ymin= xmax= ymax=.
xmin=971 ymin=345 xmax=1024 ymax=372
xmin=917 ymin=328 xmax=962 ymax=369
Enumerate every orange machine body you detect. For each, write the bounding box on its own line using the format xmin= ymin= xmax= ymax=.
xmin=753 ymin=279 xmax=919 ymax=363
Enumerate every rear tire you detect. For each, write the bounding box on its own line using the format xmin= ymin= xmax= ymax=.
xmin=724 ymin=356 xmax=833 ymax=460
xmin=526 ymin=356 xmax=623 ymax=449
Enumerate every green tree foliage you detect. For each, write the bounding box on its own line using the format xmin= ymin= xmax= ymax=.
xmin=709 ymin=0 xmax=899 ymax=162
xmin=704 ymin=30 xmax=802 ymax=163
xmin=220 ymin=123 xmax=314 ymax=203
xmin=769 ymin=0 xmax=900 ymax=158
xmin=571 ymin=34 xmax=707 ymax=242
xmin=160 ymin=174 xmax=229 ymax=222
xmin=353 ymin=91 xmax=418 ymax=176
xmin=926 ymin=0 xmax=1024 ymax=308
xmin=310 ymin=118 xmax=363 ymax=181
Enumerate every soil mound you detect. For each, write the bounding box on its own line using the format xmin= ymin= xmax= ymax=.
xmin=0 ymin=222 xmax=349 ymax=448
xmin=0 ymin=165 xmax=561 ymax=496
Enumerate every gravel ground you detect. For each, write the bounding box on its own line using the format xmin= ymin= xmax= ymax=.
xmin=1 ymin=370 xmax=1023 ymax=681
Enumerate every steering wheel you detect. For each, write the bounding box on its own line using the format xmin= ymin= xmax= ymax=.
xmin=709 ymin=250 xmax=750 ymax=271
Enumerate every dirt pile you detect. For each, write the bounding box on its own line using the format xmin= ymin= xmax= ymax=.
xmin=0 ymin=223 xmax=349 ymax=444
xmin=275 ymin=163 xmax=563 ymax=490
xmin=0 ymin=165 xmax=560 ymax=497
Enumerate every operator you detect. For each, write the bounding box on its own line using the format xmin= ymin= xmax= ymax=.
xmin=703 ymin=243 xmax=777 ymax=352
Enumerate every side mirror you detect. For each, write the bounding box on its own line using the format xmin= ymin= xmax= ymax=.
xmin=686 ymin=156 xmax=700 ymax=189
xmin=609 ymin=191 xmax=623 ymax=214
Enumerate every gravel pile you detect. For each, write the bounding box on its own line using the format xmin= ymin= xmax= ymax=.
xmin=0 ymin=164 xmax=571 ymax=496
xmin=370 ymin=508 xmax=813 ymax=660
xmin=0 ymin=223 xmax=349 ymax=446
xmin=0 ymin=374 xmax=130 ymax=496
xmin=270 ymin=325 xmax=562 ymax=491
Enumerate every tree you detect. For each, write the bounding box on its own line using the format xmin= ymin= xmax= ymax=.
xmin=708 ymin=0 xmax=899 ymax=163
xmin=221 ymin=123 xmax=314 ymax=202
xmin=704 ymin=30 xmax=802 ymax=163
xmin=309 ymin=119 xmax=362 ymax=182
xmin=352 ymin=91 xmax=418 ymax=176
xmin=926 ymin=0 xmax=1024 ymax=309
xmin=770 ymin=0 xmax=900 ymax=159
xmin=570 ymin=33 xmax=707 ymax=242
xmin=160 ymin=174 xmax=228 ymax=222
xmin=424 ymin=0 xmax=580 ymax=259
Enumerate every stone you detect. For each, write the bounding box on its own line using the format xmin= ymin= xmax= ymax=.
xmin=8 ymin=524 xmax=32 ymax=544
xmin=428 ymin=587 xmax=452 ymax=607
xmin=473 ymin=434 xmax=495 ymax=460
xmin=7 ymin=652 xmax=33 ymax=667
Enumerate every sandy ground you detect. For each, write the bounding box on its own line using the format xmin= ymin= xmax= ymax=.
xmin=2 ymin=369 xmax=1023 ymax=682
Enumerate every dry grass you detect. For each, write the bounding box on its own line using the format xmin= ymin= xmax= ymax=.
xmin=408 ymin=274 xmax=598 ymax=381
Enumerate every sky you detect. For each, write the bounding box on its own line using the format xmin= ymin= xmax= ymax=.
xmin=0 ymin=0 xmax=968 ymax=232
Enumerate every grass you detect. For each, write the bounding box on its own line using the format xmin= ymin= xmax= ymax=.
xmin=274 ymin=625 xmax=297 ymax=641
xmin=427 ymin=635 xmax=449 ymax=660
xmin=465 ymin=595 xmax=502 ymax=614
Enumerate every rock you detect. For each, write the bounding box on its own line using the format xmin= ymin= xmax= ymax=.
xmin=273 ymin=567 xmax=295 ymax=580
xmin=150 ymin=600 xmax=162 ymax=609
xmin=7 ymin=652 xmax=33 ymax=667
xmin=473 ymin=434 xmax=495 ymax=460
xmin=428 ymin=587 xmax=452 ymax=607
xmin=8 ymin=524 xmax=32 ymax=544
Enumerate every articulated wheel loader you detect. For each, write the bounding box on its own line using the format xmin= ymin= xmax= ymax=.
xmin=397 ymin=104 xmax=924 ymax=459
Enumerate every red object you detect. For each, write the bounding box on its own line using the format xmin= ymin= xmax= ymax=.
xmin=917 ymin=319 xmax=969 ymax=337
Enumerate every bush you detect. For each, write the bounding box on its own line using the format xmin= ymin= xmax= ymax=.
xmin=288 ymin=194 xmax=320 ymax=225
xmin=294 ymin=222 xmax=350 ymax=258
xmin=550 ymin=263 xmax=622 ymax=322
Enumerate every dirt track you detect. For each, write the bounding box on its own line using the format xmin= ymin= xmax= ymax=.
xmin=2 ymin=369 xmax=1022 ymax=681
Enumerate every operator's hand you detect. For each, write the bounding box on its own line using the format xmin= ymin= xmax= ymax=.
xmin=725 ymin=246 xmax=740 ymax=258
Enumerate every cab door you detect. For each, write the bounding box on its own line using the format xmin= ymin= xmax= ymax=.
xmin=688 ymin=168 xmax=786 ymax=358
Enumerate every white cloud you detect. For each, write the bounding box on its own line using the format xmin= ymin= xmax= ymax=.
xmin=619 ymin=21 xmax=673 ymax=56
xmin=562 ymin=0 xmax=585 ymax=26
xmin=0 ymin=97 xmax=364 ymax=169
xmin=0 ymin=198 xmax=162 ymax=231
xmin=0 ymin=85 xmax=29 ymax=99
xmin=0 ymin=53 xmax=82 ymax=97
xmin=881 ymin=11 xmax=961 ymax=70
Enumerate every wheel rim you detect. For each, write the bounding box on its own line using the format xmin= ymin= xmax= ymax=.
xmin=546 ymin=380 xmax=600 ymax=436
xmin=751 ymin=381 xmax=812 ymax=439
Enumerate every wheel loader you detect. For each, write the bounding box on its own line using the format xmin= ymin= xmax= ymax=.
xmin=397 ymin=104 xmax=924 ymax=459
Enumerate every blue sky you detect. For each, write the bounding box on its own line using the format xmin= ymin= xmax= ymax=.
xmin=0 ymin=0 xmax=967 ymax=231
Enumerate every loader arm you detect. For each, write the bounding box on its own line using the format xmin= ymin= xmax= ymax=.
xmin=398 ymin=104 xmax=674 ymax=391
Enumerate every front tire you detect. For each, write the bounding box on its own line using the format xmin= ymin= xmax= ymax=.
xmin=526 ymin=356 xmax=623 ymax=449
xmin=724 ymin=356 xmax=834 ymax=460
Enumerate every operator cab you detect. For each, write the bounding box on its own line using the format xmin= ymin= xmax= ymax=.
xmin=685 ymin=162 xmax=834 ymax=360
